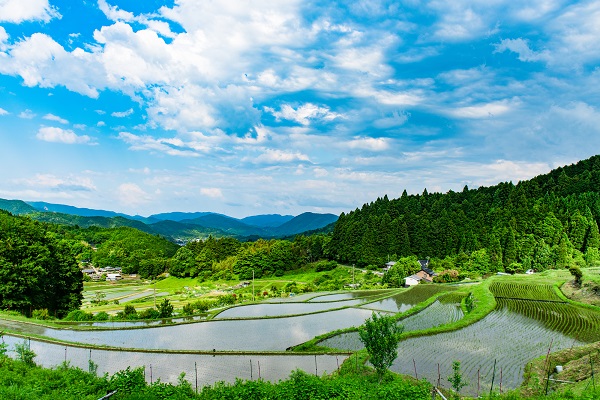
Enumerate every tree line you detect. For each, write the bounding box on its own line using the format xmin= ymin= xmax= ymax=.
xmin=327 ymin=155 xmax=600 ymax=275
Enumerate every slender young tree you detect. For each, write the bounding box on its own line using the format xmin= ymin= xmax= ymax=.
xmin=358 ymin=312 xmax=403 ymax=383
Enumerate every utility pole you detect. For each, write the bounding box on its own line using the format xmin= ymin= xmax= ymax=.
xmin=352 ymin=264 xmax=355 ymax=288
xmin=252 ymin=269 xmax=255 ymax=301
xmin=153 ymin=281 xmax=156 ymax=308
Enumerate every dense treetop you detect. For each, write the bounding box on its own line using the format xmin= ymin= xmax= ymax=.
xmin=327 ymin=155 xmax=600 ymax=274
xmin=0 ymin=210 xmax=83 ymax=317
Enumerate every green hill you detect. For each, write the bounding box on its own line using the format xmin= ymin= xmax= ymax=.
xmin=327 ymin=155 xmax=600 ymax=272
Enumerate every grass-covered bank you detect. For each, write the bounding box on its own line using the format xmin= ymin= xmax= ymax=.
xmin=1 ymin=345 xmax=599 ymax=399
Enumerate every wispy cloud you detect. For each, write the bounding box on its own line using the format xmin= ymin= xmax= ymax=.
xmin=111 ymin=108 xmax=134 ymax=118
xmin=42 ymin=113 xmax=69 ymax=124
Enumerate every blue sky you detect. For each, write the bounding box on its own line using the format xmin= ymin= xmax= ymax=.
xmin=1 ymin=0 xmax=599 ymax=218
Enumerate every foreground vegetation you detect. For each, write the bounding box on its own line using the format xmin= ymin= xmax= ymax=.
xmin=1 ymin=344 xmax=599 ymax=399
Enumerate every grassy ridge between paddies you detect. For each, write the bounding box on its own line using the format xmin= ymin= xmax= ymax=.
xmin=292 ymin=283 xmax=476 ymax=352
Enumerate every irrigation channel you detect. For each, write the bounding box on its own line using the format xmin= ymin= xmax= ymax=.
xmin=2 ymin=281 xmax=599 ymax=394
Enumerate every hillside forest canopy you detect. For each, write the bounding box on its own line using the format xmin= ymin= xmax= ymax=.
xmin=0 ymin=155 xmax=600 ymax=316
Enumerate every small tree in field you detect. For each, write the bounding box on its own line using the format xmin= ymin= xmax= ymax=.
xmin=569 ymin=266 xmax=583 ymax=287
xmin=358 ymin=312 xmax=403 ymax=382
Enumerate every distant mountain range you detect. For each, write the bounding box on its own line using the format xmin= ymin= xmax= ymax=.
xmin=0 ymin=198 xmax=338 ymax=242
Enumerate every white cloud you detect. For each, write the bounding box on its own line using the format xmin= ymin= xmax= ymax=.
xmin=0 ymin=26 xmax=8 ymax=50
xmin=18 ymin=109 xmax=36 ymax=119
xmin=0 ymin=107 xmax=8 ymax=115
xmin=118 ymin=131 xmax=201 ymax=157
xmin=111 ymin=108 xmax=134 ymax=118
xmin=42 ymin=113 xmax=69 ymax=124
xmin=0 ymin=33 xmax=103 ymax=97
xmin=494 ymin=38 xmax=548 ymax=62
xmin=200 ymin=187 xmax=224 ymax=198
xmin=267 ymin=103 xmax=341 ymax=125
xmin=97 ymin=121 xmax=106 ymax=127
xmin=253 ymin=149 xmax=310 ymax=164
xmin=97 ymin=0 xmax=135 ymax=22
xmin=345 ymin=137 xmax=390 ymax=152
xmin=36 ymin=126 xmax=93 ymax=144
xmin=0 ymin=0 xmax=60 ymax=23
xmin=117 ymin=183 xmax=151 ymax=206
xmin=446 ymin=99 xmax=514 ymax=119
xmin=20 ymin=173 xmax=96 ymax=192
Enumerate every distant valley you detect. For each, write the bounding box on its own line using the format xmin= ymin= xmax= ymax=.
xmin=0 ymin=198 xmax=338 ymax=242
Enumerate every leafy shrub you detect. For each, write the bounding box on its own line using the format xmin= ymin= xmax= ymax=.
xmin=64 ymin=310 xmax=94 ymax=321
xmin=182 ymin=303 xmax=194 ymax=315
xmin=14 ymin=341 xmax=36 ymax=365
xmin=157 ymin=299 xmax=174 ymax=318
xmin=138 ymin=308 xmax=160 ymax=320
xmin=93 ymin=311 xmax=110 ymax=321
xmin=32 ymin=309 xmax=52 ymax=320
xmin=315 ymin=260 xmax=337 ymax=272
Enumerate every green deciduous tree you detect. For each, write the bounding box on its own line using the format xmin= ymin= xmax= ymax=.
xmin=358 ymin=312 xmax=403 ymax=383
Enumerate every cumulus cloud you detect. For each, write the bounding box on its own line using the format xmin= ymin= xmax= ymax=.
xmin=0 ymin=108 xmax=8 ymax=115
xmin=494 ymin=38 xmax=548 ymax=62
xmin=266 ymin=103 xmax=341 ymax=125
xmin=446 ymin=99 xmax=515 ymax=119
xmin=117 ymin=183 xmax=151 ymax=206
xmin=42 ymin=113 xmax=69 ymax=124
xmin=200 ymin=187 xmax=224 ymax=198
xmin=0 ymin=0 xmax=60 ymax=23
xmin=36 ymin=126 xmax=93 ymax=144
xmin=253 ymin=149 xmax=310 ymax=164
xmin=20 ymin=173 xmax=96 ymax=192
xmin=18 ymin=109 xmax=35 ymax=119
xmin=344 ymin=137 xmax=390 ymax=152
xmin=111 ymin=108 xmax=134 ymax=118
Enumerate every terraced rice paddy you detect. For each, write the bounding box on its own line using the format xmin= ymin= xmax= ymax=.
xmin=390 ymin=283 xmax=600 ymax=396
xmin=213 ymin=299 xmax=365 ymax=318
xmin=497 ymin=298 xmax=600 ymax=342
xmin=319 ymin=294 xmax=464 ymax=351
xmin=489 ymin=281 xmax=561 ymax=301
xmin=359 ymin=284 xmax=456 ymax=313
xmin=1 ymin=335 xmax=345 ymax=387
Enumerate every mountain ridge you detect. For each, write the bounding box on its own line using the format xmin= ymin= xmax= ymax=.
xmin=0 ymin=198 xmax=339 ymax=241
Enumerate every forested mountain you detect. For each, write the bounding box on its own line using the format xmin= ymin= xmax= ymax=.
xmin=327 ymin=155 xmax=600 ymax=274
xmin=240 ymin=214 xmax=295 ymax=228
xmin=0 ymin=199 xmax=37 ymax=215
xmin=272 ymin=212 xmax=338 ymax=236
xmin=0 ymin=200 xmax=337 ymax=241
xmin=180 ymin=214 xmax=268 ymax=236
xmin=26 ymin=201 xmax=150 ymax=222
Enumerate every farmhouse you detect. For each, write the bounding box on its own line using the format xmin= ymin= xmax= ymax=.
xmin=106 ymin=273 xmax=122 ymax=281
xmin=404 ymin=259 xmax=437 ymax=287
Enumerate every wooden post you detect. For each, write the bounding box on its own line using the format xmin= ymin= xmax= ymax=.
xmin=64 ymin=346 xmax=67 ymax=364
xmin=250 ymin=359 xmax=253 ymax=380
xmin=194 ymin=361 xmax=198 ymax=393
xmin=336 ymin=356 xmax=340 ymax=372
xmin=413 ymin=358 xmax=418 ymax=380
xmin=590 ymin=353 xmax=596 ymax=390
xmin=543 ymin=339 xmax=554 ymax=374
xmin=500 ymin=367 xmax=503 ymax=393
xmin=437 ymin=363 xmax=441 ymax=388
xmin=477 ymin=367 xmax=480 ymax=398
xmin=489 ymin=359 xmax=497 ymax=397
xmin=258 ymin=360 xmax=261 ymax=380
xmin=150 ymin=364 xmax=153 ymax=385
xmin=315 ymin=355 xmax=318 ymax=376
